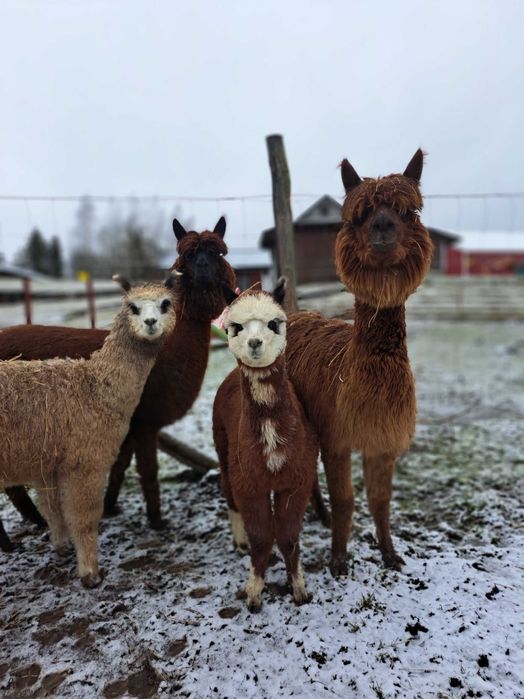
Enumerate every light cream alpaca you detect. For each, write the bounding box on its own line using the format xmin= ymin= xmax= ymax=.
xmin=0 ymin=275 xmax=177 ymax=587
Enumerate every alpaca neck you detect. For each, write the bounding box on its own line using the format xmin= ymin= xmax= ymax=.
xmin=239 ymin=356 xmax=292 ymax=413
xmin=352 ymin=299 xmax=407 ymax=358
xmin=91 ymin=312 xmax=161 ymax=416
xmin=176 ymin=286 xmax=224 ymax=323
xmin=239 ymin=355 xmax=296 ymax=472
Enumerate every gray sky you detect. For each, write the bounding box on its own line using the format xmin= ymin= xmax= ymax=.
xmin=1 ymin=0 xmax=523 ymax=263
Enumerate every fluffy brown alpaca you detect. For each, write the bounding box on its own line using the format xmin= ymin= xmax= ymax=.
xmin=213 ymin=281 xmax=318 ymax=611
xmin=286 ymin=150 xmax=433 ymax=576
xmin=0 ymin=276 xmax=177 ymax=586
xmin=1 ymin=218 xmax=235 ymax=533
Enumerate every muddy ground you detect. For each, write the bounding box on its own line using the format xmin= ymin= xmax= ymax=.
xmin=0 ymin=320 xmax=523 ymax=698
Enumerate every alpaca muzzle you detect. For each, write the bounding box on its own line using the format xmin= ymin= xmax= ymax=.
xmin=369 ymin=211 xmax=397 ymax=253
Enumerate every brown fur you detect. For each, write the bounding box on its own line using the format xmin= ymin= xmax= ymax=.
xmin=286 ymin=151 xmax=433 ymax=576
xmin=1 ymin=221 xmax=236 ymax=532
xmin=213 ymin=291 xmax=318 ymax=611
xmin=0 ymin=281 xmax=176 ymax=586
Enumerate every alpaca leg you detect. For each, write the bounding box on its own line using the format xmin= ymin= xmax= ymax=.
xmin=322 ymin=447 xmax=354 ymax=577
xmin=103 ymin=432 xmax=134 ymax=516
xmin=310 ymin=472 xmax=331 ymax=528
xmin=134 ymin=427 xmax=164 ymax=529
xmin=363 ymin=453 xmax=404 ymax=570
xmin=5 ymin=486 xmax=47 ymax=528
xmin=0 ymin=518 xmax=15 ymax=553
xmin=220 ymin=463 xmax=249 ymax=554
xmin=239 ymin=495 xmax=274 ymax=612
xmin=36 ymin=483 xmax=70 ymax=555
xmin=61 ymin=471 xmax=105 ymax=588
xmin=274 ymin=490 xmax=311 ymax=605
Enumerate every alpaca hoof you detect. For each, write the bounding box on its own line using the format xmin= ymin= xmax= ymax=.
xmin=320 ymin=511 xmax=332 ymax=529
xmin=329 ymin=554 xmax=349 ymax=578
xmin=149 ymin=515 xmax=167 ymax=531
xmin=104 ymin=503 xmax=122 ymax=518
xmin=30 ymin=514 xmax=47 ymax=529
xmin=81 ymin=572 xmax=102 ymax=589
xmin=0 ymin=540 xmax=17 ymax=553
xmin=382 ymin=551 xmax=405 ymax=571
xmin=247 ymin=598 xmax=262 ymax=613
xmin=293 ymin=591 xmax=312 ymax=606
xmin=235 ymin=542 xmax=250 ymax=556
xmin=55 ymin=543 xmax=73 ymax=558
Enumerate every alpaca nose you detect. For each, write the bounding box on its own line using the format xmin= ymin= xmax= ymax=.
xmin=144 ymin=317 xmax=157 ymax=327
xmin=248 ymin=338 xmax=262 ymax=350
xmin=369 ymin=211 xmax=397 ymax=251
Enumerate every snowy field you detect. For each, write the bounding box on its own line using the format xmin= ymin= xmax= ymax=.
xmin=1 ymin=320 xmax=523 ymax=698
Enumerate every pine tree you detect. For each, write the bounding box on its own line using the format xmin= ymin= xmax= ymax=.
xmin=48 ymin=236 xmax=64 ymax=277
xmin=23 ymin=228 xmax=49 ymax=274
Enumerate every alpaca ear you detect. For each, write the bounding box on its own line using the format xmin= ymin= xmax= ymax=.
xmin=112 ymin=274 xmax=131 ymax=292
xmin=214 ymin=216 xmax=226 ymax=239
xmin=221 ymin=283 xmax=239 ymax=305
xmin=272 ymin=276 xmax=287 ymax=306
xmin=164 ymin=271 xmax=179 ymax=289
xmin=403 ymin=149 xmax=424 ymax=183
xmin=341 ymin=159 xmax=362 ymax=193
xmin=172 ymin=219 xmax=187 ymax=241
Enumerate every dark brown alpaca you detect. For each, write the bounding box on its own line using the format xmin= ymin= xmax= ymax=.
xmin=1 ymin=218 xmax=235 ymax=533
xmin=286 ymin=150 xmax=433 ymax=576
xmin=213 ymin=281 xmax=318 ymax=611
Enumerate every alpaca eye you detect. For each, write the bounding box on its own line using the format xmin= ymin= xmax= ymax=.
xmin=229 ymin=322 xmax=243 ymax=337
xmin=268 ymin=320 xmax=280 ymax=334
xmin=129 ymin=303 xmax=139 ymax=315
xmin=160 ymin=299 xmax=171 ymax=313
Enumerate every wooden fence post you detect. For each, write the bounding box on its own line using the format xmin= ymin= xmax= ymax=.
xmin=86 ymin=278 xmax=96 ymax=328
xmin=266 ymin=134 xmax=298 ymax=313
xmin=23 ymin=277 xmax=32 ymax=324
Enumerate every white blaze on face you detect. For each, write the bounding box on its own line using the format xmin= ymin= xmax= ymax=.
xmin=225 ymin=293 xmax=287 ymax=368
xmin=126 ymin=290 xmax=176 ymax=341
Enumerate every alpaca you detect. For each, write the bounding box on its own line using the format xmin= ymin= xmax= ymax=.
xmin=1 ymin=217 xmax=236 ymax=532
xmin=0 ymin=275 xmax=177 ymax=586
xmin=213 ymin=280 xmax=318 ymax=611
xmin=285 ymin=150 xmax=433 ymax=577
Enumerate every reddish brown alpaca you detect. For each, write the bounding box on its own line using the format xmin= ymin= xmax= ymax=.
xmin=213 ymin=282 xmax=318 ymax=611
xmin=286 ymin=150 xmax=433 ymax=576
xmin=1 ymin=218 xmax=235 ymax=532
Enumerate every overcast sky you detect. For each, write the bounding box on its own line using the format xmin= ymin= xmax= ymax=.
xmin=1 ymin=0 xmax=523 ymax=263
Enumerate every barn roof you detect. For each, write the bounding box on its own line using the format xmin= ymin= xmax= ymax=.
xmin=294 ymin=195 xmax=342 ymax=225
xmin=0 ymin=264 xmax=45 ymax=279
xmin=260 ymin=195 xmax=342 ymax=248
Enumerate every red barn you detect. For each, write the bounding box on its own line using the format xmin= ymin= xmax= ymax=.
xmin=446 ymin=231 xmax=524 ymax=275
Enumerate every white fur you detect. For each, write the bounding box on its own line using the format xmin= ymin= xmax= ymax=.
xmin=291 ymin=562 xmax=309 ymax=603
xmin=126 ymin=294 xmax=174 ymax=341
xmin=260 ymin=418 xmax=280 ymax=452
xmin=260 ymin=418 xmax=287 ymax=473
xmin=246 ymin=563 xmax=264 ymax=608
xmin=226 ymin=294 xmax=286 ymax=368
xmin=228 ymin=509 xmax=249 ymax=552
xmin=248 ymin=376 xmax=277 ymax=406
xmin=267 ymin=451 xmax=286 ymax=472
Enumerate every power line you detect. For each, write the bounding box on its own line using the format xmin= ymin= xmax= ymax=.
xmin=0 ymin=192 xmax=523 ymax=203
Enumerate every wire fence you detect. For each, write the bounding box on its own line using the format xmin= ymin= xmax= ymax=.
xmin=0 ymin=192 xmax=523 ymax=264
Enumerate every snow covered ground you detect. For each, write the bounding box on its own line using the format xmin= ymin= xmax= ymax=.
xmin=1 ymin=321 xmax=523 ymax=698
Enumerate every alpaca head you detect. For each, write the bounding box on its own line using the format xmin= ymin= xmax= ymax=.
xmin=170 ymin=217 xmax=236 ymax=320
xmin=113 ymin=274 xmax=178 ymax=342
xmin=223 ymin=278 xmax=287 ymax=368
xmin=335 ymin=149 xmax=433 ymax=308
